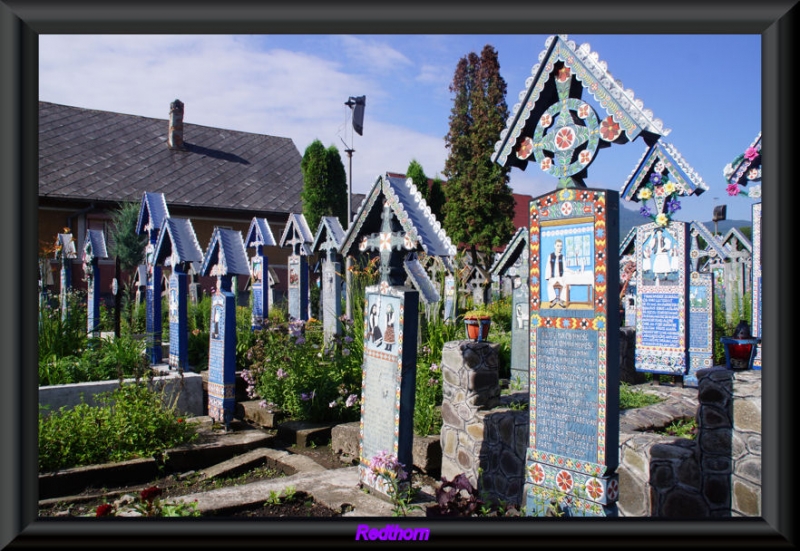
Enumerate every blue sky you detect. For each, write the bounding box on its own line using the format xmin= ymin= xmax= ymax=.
xmin=39 ymin=33 xmax=761 ymax=225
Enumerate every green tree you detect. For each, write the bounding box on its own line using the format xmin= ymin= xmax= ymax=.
xmin=106 ymin=201 xmax=146 ymax=334
xmin=428 ymin=176 xmax=446 ymax=224
xmin=300 ymin=140 xmax=348 ymax=232
xmin=406 ymin=159 xmax=429 ymax=203
xmin=441 ymin=44 xmax=515 ymax=270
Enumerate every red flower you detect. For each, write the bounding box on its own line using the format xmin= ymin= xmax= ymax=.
xmin=140 ymin=486 xmax=162 ymax=502
xmin=177 ymin=418 xmax=184 ymax=423
xmin=600 ymin=116 xmax=621 ymax=141
xmin=96 ymin=503 xmax=114 ymax=517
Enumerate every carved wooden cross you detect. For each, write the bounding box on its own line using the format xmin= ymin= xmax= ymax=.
xmin=357 ymin=199 xmax=415 ymax=288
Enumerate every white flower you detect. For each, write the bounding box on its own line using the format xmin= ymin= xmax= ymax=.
xmin=748 ymin=185 xmax=762 ymax=198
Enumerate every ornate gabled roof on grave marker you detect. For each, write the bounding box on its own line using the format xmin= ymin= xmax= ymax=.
xmin=136 ymin=191 xmax=170 ymax=235
xmin=724 ymin=131 xmax=762 ymax=187
xmin=493 ymin=34 xmax=670 ymax=172
xmin=153 ymin=217 xmax=204 ymax=271
xmin=404 ymin=255 xmax=441 ymax=304
xmin=279 ymin=213 xmax=313 ymax=256
xmin=244 ymin=217 xmax=277 ymax=249
xmin=200 ymin=227 xmax=250 ymax=277
xmin=721 ymin=227 xmax=752 ymax=255
xmin=490 ymin=227 xmax=529 ymax=276
xmin=82 ymin=229 xmax=108 ymax=260
xmin=55 ymin=232 xmax=77 ymax=259
xmin=311 ymin=216 xmax=346 ymax=255
xmin=620 ymin=141 xmax=708 ymax=205
xmin=341 ymin=174 xmax=456 ymax=258
xmin=689 ymin=221 xmax=730 ymax=263
xmin=460 ymin=264 xmax=490 ymax=286
xmin=619 ymin=225 xmax=638 ymax=257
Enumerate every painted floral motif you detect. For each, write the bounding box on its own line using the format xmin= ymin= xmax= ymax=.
xmin=637 ymin=169 xmax=682 ymax=227
xmin=599 ymin=116 xmax=621 ymax=141
xmin=540 ymin=157 xmax=553 ymax=172
xmin=540 ymin=113 xmax=553 ymax=128
xmin=516 ymin=136 xmax=534 ymax=160
xmin=555 ymin=127 xmax=576 ymax=150
xmin=556 ymin=66 xmax=571 ymax=82
xmin=529 ymin=463 xmax=546 ymax=485
xmin=585 ymin=478 xmax=604 ymax=500
xmin=724 ymin=137 xmax=761 ymax=198
xmin=577 ymin=103 xmax=591 ymax=119
xmin=556 ymin=470 xmax=574 ymax=492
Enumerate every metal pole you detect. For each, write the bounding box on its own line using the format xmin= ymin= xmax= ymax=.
xmin=345 ymin=147 xmax=354 ymax=319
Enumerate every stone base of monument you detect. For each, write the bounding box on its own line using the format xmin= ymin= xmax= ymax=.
xmin=331 ymin=421 xmax=442 ymax=476
xmin=235 ymin=400 xmax=287 ymax=428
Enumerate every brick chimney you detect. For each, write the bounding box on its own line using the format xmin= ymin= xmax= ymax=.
xmin=168 ymin=99 xmax=185 ymax=150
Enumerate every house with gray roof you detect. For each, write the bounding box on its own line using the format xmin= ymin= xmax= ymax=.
xmin=39 ymin=99 xmax=307 ymax=303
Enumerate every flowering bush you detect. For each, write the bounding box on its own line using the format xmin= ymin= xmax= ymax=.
xmin=365 ymin=450 xmax=419 ymax=516
xmin=636 ymin=166 xmax=682 ymax=227
xmin=242 ymin=316 xmax=362 ymax=423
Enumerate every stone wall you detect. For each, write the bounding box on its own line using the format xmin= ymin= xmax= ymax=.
xmin=439 ymin=339 xmax=762 ymax=517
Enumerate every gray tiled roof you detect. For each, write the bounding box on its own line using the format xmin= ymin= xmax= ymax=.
xmin=39 ymin=101 xmax=304 ymax=215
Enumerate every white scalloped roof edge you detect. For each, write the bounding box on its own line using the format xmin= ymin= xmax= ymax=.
xmin=496 ymin=34 xmax=671 ymax=156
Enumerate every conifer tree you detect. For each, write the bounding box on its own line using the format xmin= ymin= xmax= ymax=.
xmin=442 ymin=44 xmax=515 ymax=269
xmin=301 ymin=140 xmax=348 ymax=231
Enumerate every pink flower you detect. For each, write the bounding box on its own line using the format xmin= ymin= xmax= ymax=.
xmin=726 ymin=183 xmax=741 ymax=196
xmin=744 ymin=146 xmax=759 ymax=161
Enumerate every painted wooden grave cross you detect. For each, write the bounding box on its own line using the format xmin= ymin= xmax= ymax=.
xmin=137 ymin=191 xmax=170 ymax=364
xmin=490 ymin=227 xmax=530 ymax=388
xmin=54 ymin=231 xmax=77 ymax=321
xmin=279 ymin=213 xmax=313 ymax=321
xmin=341 ymin=173 xmax=455 ymax=499
xmin=82 ymin=229 xmax=108 ymax=337
xmin=200 ymin=227 xmax=250 ymax=430
xmin=492 ymin=34 xmax=684 ymax=517
xmin=244 ymin=217 xmax=277 ymax=330
xmin=154 ymin=217 xmax=204 ymax=371
xmin=311 ymin=216 xmax=346 ymax=344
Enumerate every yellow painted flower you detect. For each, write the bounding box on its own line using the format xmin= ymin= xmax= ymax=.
xmin=638 ymin=187 xmax=652 ymax=200
xmin=664 ymin=181 xmax=676 ymax=195
xmin=655 ymin=213 xmax=669 ymax=226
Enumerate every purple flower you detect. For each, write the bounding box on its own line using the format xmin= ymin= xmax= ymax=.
xmin=295 ymin=336 xmax=306 ymax=345
xmin=346 ymin=394 xmax=358 ymax=407
xmin=301 ymin=390 xmax=316 ymax=401
xmin=342 ymin=348 xmax=351 ymax=356
xmin=329 ymin=400 xmax=337 ymax=408
xmin=649 ymin=173 xmax=662 ymax=185
xmin=639 ymin=205 xmax=652 ymax=218
xmin=667 ymin=198 xmax=682 ymax=213
xmin=344 ymin=336 xmax=353 ymax=343
xmin=276 ymin=368 xmax=287 ymax=380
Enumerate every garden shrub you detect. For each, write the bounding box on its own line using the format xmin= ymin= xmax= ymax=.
xmin=38 ymin=380 xmax=197 ymax=472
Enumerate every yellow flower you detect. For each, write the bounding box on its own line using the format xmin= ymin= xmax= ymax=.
xmin=638 ymin=188 xmax=653 ymax=200
xmin=664 ymin=181 xmax=676 ymax=195
xmin=655 ymin=213 xmax=669 ymax=226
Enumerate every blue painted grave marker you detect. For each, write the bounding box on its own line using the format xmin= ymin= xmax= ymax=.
xmin=137 ymin=192 xmax=170 ymax=364
xmin=244 ymin=217 xmax=277 ymax=330
xmin=279 ymin=213 xmax=313 ymax=321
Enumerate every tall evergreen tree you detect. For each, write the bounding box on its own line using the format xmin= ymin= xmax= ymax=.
xmin=442 ymin=44 xmax=515 ymax=270
xmin=106 ymin=201 xmax=146 ymax=334
xmin=300 ymin=140 xmax=349 ymax=231
xmin=406 ymin=159 xmax=429 ymax=202
xmin=428 ymin=176 xmax=446 ymax=225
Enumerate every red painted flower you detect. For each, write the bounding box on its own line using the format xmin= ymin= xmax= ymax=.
xmin=556 ymin=470 xmax=573 ymax=492
xmin=599 ymin=116 xmax=621 ymax=141
xmin=585 ymin=478 xmax=604 ymax=500
xmin=516 ymin=137 xmax=534 ymax=160
xmin=540 ymin=157 xmax=553 ymax=172
xmin=529 ymin=463 xmax=546 ymax=485
xmin=555 ymin=127 xmax=575 ymax=150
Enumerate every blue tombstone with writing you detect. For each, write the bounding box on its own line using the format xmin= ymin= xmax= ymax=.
xmin=244 ymin=217 xmax=277 ymax=330
xmin=82 ymin=229 xmax=108 ymax=337
xmin=341 ymin=173 xmax=455 ymax=499
xmin=684 ymin=222 xmax=726 ymax=387
xmin=312 ymin=216 xmax=346 ymax=344
xmin=200 ymin=226 xmax=250 ymax=430
xmin=279 ymin=213 xmax=313 ymax=321
xmin=137 ymin=192 xmax=170 ymax=364
xmin=154 ymin=217 xmax=204 ymax=371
